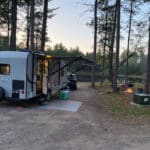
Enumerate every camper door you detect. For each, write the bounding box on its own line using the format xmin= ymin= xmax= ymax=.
xmin=36 ymin=59 xmax=48 ymax=95
xmin=42 ymin=60 xmax=48 ymax=94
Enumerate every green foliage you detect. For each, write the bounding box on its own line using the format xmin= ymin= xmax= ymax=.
xmin=119 ymin=50 xmax=147 ymax=76
xmin=0 ymin=0 xmax=10 ymax=26
xmin=34 ymin=11 xmax=43 ymax=49
xmin=34 ymin=0 xmax=57 ymax=50
xmin=47 ymin=43 xmax=68 ymax=56
xmin=0 ymin=0 xmax=57 ymax=50
xmin=46 ymin=43 xmax=85 ymax=72
xmin=86 ymin=49 xmax=147 ymax=79
xmin=0 ymin=35 xmax=9 ymax=50
xmin=46 ymin=43 xmax=84 ymax=57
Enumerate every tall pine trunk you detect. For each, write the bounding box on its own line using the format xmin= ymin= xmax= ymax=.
xmin=7 ymin=1 xmax=10 ymax=48
xmin=101 ymin=0 xmax=108 ymax=86
xmin=41 ymin=0 xmax=48 ymax=51
xmin=10 ymin=0 xmax=17 ymax=50
xmin=26 ymin=2 xmax=30 ymax=49
xmin=30 ymin=0 xmax=35 ymax=50
xmin=109 ymin=3 xmax=117 ymax=87
xmin=91 ymin=0 xmax=98 ymax=87
xmin=125 ymin=0 xmax=133 ymax=84
xmin=113 ymin=0 xmax=121 ymax=92
xmin=145 ymin=17 xmax=150 ymax=94
xmin=7 ymin=20 xmax=10 ymax=48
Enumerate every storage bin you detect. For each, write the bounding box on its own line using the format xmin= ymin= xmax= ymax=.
xmin=59 ymin=90 xmax=69 ymax=100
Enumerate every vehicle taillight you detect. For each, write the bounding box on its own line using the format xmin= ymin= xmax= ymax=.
xmin=21 ymin=90 xmax=25 ymax=94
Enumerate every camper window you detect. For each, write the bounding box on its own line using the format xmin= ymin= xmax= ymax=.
xmin=0 ymin=64 xmax=10 ymax=75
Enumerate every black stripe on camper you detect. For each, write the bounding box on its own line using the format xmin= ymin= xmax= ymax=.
xmin=12 ymin=80 xmax=24 ymax=98
xmin=12 ymin=80 xmax=24 ymax=90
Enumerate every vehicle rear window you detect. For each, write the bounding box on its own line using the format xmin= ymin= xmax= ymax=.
xmin=0 ymin=64 xmax=10 ymax=75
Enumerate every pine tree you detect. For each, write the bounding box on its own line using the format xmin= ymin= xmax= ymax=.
xmin=91 ymin=0 xmax=98 ymax=87
xmin=41 ymin=0 xmax=48 ymax=51
xmin=10 ymin=0 xmax=17 ymax=50
xmin=113 ymin=0 xmax=121 ymax=92
xmin=30 ymin=0 xmax=35 ymax=50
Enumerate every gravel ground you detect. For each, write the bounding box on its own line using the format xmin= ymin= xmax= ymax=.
xmin=0 ymin=83 xmax=150 ymax=150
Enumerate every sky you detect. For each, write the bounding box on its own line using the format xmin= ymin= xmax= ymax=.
xmin=47 ymin=0 xmax=150 ymax=55
xmin=47 ymin=0 xmax=94 ymax=54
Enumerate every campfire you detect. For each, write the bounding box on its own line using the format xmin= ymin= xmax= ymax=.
xmin=125 ymin=87 xmax=134 ymax=94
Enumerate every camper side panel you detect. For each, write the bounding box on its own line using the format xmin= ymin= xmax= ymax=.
xmin=11 ymin=59 xmax=27 ymax=99
xmin=0 ymin=58 xmax=27 ymax=99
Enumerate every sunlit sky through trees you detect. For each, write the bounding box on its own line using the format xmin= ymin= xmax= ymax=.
xmin=47 ymin=0 xmax=93 ymax=54
xmin=48 ymin=0 xmax=149 ymax=54
xmin=0 ymin=0 xmax=148 ymax=54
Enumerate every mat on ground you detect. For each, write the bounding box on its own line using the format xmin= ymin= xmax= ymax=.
xmin=39 ymin=100 xmax=82 ymax=112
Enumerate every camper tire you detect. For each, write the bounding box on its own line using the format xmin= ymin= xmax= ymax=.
xmin=46 ymin=91 xmax=52 ymax=102
xmin=0 ymin=87 xmax=5 ymax=98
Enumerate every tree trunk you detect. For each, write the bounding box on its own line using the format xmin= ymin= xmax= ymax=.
xmin=109 ymin=3 xmax=117 ymax=87
xmin=41 ymin=0 xmax=48 ymax=51
xmin=91 ymin=0 xmax=98 ymax=87
xmin=101 ymin=0 xmax=108 ymax=86
xmin=125 ymin=0 xmax=133 ymax=84
xmin=35 ymin=36 xmax=38 ymax=50
xmin=113 ymin=0 xmax=121 ymax=92
xmin=7 ymin=1 xmax=10 ymax=49
xmin=30 ymin=0 xmax=35 ymax=50
xmin=10 ymin=0 xmax=17 ymax=50
xmin=7 ymin=20 xmax=10 ymax=49
xmin=145 ymin=17 xmax=150 ymax=94
xmin=26 ymin=2 xmax=30 ymax=49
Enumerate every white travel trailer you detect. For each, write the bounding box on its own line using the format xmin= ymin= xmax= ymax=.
xmin=0 ymin=50 xmax=68 ymax=102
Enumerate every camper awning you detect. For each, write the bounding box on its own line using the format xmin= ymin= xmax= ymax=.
xmin=51 ymin=56 xmax=94 ymax=65
xmin=50 ymin=56 xmax=94 ymax=76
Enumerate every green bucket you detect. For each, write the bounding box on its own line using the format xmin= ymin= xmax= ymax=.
xmin=59 ymin=90 xmax=69 ymax=100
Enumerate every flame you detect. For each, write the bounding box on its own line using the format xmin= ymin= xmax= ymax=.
xmin=125 ymin=88 xmax=134 ymax=94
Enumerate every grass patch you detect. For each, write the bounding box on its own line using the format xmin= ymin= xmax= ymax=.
xmin=109 ymin=92 xmax=150 ymax=117
xmin=134 ymin=82 xmax=144 ymax=89
xmin=79 ymin=82 xmax=150 ymax=117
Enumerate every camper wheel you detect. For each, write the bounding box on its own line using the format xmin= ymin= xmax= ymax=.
xmin=0 ymin=87 xmax=5 ymax=98
xmin=46 ymin=90 xmax=52 ymax=102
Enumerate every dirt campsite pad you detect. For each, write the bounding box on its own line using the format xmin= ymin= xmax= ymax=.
xmin=1 ymin=83 xmax=150 ymax=150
